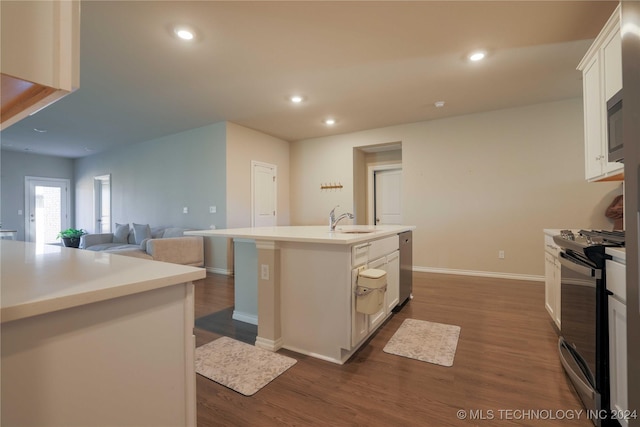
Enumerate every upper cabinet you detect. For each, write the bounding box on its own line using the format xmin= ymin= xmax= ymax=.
xmin=578 ymin=4 xmax=623 ymax=182
xmin=0 ymin=0 xmax=80 ymax=130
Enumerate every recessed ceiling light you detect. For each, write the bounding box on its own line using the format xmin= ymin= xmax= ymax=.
xmin=174 ymin=27 xmax=195 ymax=41
xmin=290 ymin=95 xmax=304 ymax=104
xmin=324 ymin=118 xmax=336 ymax=126
xmin=33 ymin=128 xmax=47 ymax=133
xmin=468 ymin=51 xmax=486 ymax=62
xmin=434 ymin=101 xmax=445 ymax=108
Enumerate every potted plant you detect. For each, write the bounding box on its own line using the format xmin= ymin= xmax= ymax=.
xmin=57 ymin=228 xmax=87 ymax=248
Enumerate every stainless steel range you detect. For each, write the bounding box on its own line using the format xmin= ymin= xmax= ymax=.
xmin=553 ymin=230 xmax=625 ymax=427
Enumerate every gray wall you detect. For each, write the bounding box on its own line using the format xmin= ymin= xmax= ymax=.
xmin=74 ymin=122 xmax=227 ymax=235
xmin=0 ymin=150 xmax=75 ymax=241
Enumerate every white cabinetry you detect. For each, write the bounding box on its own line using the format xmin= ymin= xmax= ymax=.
xmin=577 ymin=5 xmax=623 ymax=182
xmin=367 ymin=256 xmax=388 ymax=329
xmin=0 ymin=0 xmax=80 ymax=130
xmin=385 ymin=251 xmax=400 ymax=313
xmin=602 ymin=23 xmax=622 ymax=102
xmin=351 ymin=236 xmax=399 ymax=348
xmin=364 ymin=251 xmax=400 ymax=331
xmin=606 ymin=254 xmax=628 ymax=427
xmin=544 ymin=232 xmax=561 ymax=329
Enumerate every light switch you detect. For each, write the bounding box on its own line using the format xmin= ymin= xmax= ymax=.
xmin=209 ymin=206 xmax=217 ymax=213
xmin=261 ymin=264 xmax=269 ymax=280
xmin=183 ymin=207 xmax=188 ymax=214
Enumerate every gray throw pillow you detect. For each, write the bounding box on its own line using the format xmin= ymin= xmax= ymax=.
xmin=140 ymin=238 xmax=150 ymax=252
xmin=162 ymin=227 xmax=185 ymax=238
xmin=113 ymin=223 xmax=129 ymax=243
xmin=132 ymin=223 xmax=151 ymax=245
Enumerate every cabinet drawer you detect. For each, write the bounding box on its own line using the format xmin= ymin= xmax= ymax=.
xmin=370 ymin=235 xmax=399 ymax=260
xmin=606 ymin=259 xmax=626 ymax=303
xmin=351 ymin=235 xmax=399 ymax=267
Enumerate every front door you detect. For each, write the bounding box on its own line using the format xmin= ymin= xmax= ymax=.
xmin=94 ymin=174 xmax=111 ymax=233
xmin=25 ymin=177 xmax=70 ymax=244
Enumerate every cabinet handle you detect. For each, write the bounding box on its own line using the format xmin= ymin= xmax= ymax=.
xmin=354 ymin=243 xmax=371 ymax=250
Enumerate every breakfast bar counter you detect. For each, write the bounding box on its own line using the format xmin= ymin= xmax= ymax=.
xmin=187 ymin=225 xmax=414 ymax=363
xmin=187 ymin=224 xmax=413 ymax=244
xmin=1 ymin=240 xmax=205 ymax=426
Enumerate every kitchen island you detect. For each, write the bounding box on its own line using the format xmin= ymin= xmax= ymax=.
xmin=186 ymin=225 xmax=414 ymax=364
xmin=1 ymin=240 xmax=205 ymax=427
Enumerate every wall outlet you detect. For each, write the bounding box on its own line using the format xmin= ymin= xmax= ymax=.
xmin=183 ymin=207 xmax=188 ymax=214
xmin=498 ymin=250 xmax=505 ymax=259
xmin=209 ymin=206 xmax=217 ymax=213
xmin=210 ymin=225 xmax=216 ymax=229
xmin=261 ymin=264 xmax=269 ymax=280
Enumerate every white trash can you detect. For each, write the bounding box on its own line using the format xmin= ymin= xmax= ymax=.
xmin=356 ymin=268 xmax=387 ymax=314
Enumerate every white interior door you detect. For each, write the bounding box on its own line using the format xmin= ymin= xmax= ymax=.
xmin=374 ymin=169 xmax=402 ymax=225
xmin=94 ymin=175 xmax=111 ymax=233
xmin=251 ymin=161 xmax=277 ymax=227
xmin=25 ymin=177 xmax=70 ymax=244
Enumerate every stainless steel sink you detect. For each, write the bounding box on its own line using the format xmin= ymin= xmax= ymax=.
xmin=335 ymin=227 xmax=377 ymax=234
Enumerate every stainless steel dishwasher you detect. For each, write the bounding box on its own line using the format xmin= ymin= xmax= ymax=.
xmin=397 ymin=230 xmax=413 ymax=308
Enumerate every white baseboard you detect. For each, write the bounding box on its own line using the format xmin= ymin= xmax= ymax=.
xmin=205 ymin=266 xmax=233 ymax=276
xmin=232 ymin=310 xmax=258 ymax=325
xmin=413 ymin=266 xmax=543 ymax=282
xmin=255 ymin=336 xmax=283 ymax=352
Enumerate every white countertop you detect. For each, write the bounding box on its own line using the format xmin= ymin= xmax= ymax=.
xmin=0 ymin=240 xmax=206 ymax=323
xmin=185 ymin=225 xmax=415 ymax=245
xmin=606 ymin=247 xmax=626 ymax=263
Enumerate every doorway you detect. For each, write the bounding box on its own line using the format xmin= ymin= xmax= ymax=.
xmin=368 ymin=165 xmax=402 ymax=225
xmin=94 ymin=174 xmax=111 ymax=233
xmin=251 ymin=161 xmax=277 ymax=227
xmin=25 ymin=177 xmax=70 ymax=244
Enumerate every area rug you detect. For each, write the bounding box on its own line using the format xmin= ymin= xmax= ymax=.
xmin=194 ymin=307 xmax=257 ymax=345
xmin=195 ymin=336 xmax=297 ymax=396
xmin=383 ymin=319 xmax=461 ymax=367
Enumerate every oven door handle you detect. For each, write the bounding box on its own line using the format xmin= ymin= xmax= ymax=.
xmin=558 ymin=338 xmax=596 ymax=398
xmin=559 ymin=252 xmax=595 ymax=277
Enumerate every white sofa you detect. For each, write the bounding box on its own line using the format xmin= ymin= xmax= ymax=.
xmin=80 ymin=224 xmax=204 ymax=267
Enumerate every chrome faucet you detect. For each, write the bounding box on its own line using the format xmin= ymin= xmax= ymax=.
xmin=329 ymin=205 xmax=354 ymax=231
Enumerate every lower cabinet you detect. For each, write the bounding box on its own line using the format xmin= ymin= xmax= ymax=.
xmin=351 ymin=249 xmax=400 ymax=347
xmin=544 ymin=234 xmax=561 ymax=329
xmin=367 ymin=256 xmax=388 ymax=330
xmin=609 ymin=296 xmax=628 ymax=427
xmin=385 ymin=251 xmax=400 ymax=313
xmin=351 ymin=267 xmax=369 ymax=347
xmin=606 ymin=256 xmax=628 ymax=427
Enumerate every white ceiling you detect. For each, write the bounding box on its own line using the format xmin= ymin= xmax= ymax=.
xmin=0 ymin=0 xmax=617 ymax=158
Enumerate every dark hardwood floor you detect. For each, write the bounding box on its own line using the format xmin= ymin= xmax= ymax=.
xmin=194 ymin=272 xmax=591 ymax=427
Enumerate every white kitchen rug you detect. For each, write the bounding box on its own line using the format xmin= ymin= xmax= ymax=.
xmin=195 ymin=336 xmax=297 ymax=396
xmin=383 ymin=319 xmax=461 ymax=367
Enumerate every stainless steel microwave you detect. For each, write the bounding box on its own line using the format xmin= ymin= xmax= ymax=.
xmin=607 ymin=89 xmax=623 ymax=163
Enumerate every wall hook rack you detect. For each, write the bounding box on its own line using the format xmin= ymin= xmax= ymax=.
xmin=320 ymin=182 xmax=343 ymax=190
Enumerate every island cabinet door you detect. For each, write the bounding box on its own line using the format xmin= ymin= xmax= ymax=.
xmin=351 ymin=267 xmax=369 ymax=347
xmin=385 ymin=251 xmax=400 ymax=313
xmin=367 ymin=256 xmax=388 ymax=330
